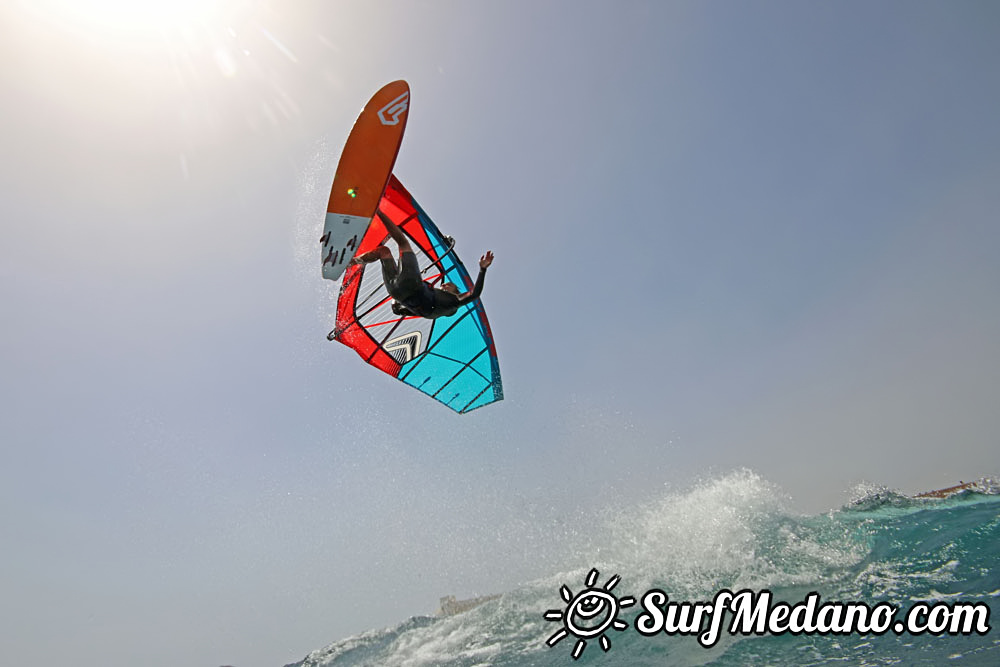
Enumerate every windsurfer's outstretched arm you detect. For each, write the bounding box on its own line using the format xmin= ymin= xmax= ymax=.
xmin=456 ymin=251 xmax=493 ymax=305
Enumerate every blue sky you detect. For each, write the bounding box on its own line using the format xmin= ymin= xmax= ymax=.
xmin=1 ymin=2 xmax=998 ymax=666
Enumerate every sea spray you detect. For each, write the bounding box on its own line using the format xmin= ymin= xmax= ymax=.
xmin=287 ymin=472 xmax=1000 ymax=666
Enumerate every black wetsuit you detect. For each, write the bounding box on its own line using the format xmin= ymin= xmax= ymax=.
xmin=379 ymin=251 xmax=487 ymax=319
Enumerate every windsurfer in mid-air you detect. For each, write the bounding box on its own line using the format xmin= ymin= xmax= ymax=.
xmin=350 ymin=210 xmax=493 ymax=319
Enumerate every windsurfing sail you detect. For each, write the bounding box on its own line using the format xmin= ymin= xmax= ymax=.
xmin=330 ymin=175 xmax=503 ymax=414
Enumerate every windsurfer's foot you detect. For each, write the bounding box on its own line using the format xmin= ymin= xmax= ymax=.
xmin=351 ymin=249 xmax=383 ymax=265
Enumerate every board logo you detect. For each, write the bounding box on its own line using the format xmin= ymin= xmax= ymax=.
xmin=543 ymin=569 xmax=635 ymax=660
xmin=385 ymin=331 xmax=422 ymax=363
xmin=378 ymin=92 xmax=409 ymax=126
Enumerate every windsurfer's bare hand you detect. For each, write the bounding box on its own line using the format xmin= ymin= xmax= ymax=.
xmin=480 ymin=251 xmax=494 ymax=270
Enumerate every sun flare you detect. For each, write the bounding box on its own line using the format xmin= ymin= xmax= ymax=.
xmin=27 ymin=0 xmax=225 ymax=34
xmin=19 ymin=0 xmax=267 ymax=82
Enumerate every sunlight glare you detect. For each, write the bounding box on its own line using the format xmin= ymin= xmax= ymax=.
xmin=29 ymin=0 xmax=224 ymax=33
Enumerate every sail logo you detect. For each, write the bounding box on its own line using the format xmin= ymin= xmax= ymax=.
xmin=543 ymin=569 xmax=635 ymax=660
xmin=385 ymin=331 xmax=422 ymax=363
xmin=543 ymin=572 xmax=992 ymax=660
xmin=378 ymin=92 xmax=409 ymax=126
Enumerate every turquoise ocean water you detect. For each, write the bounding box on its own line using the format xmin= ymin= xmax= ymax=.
xmin=287 ymin=472 xmax=999 ymax=666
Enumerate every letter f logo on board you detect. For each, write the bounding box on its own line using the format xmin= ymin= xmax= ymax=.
xmin=378 ymin=92 xmax=409 ymax=126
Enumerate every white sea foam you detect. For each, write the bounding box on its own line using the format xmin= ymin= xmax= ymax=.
xmin=290 ymin=473 xmax=1000 ymax=667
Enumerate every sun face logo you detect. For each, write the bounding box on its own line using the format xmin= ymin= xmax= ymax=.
xmin=544 ymin=568 xmax=635 ymax=660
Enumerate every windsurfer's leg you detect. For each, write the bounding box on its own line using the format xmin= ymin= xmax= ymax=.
xmin=386 ymin=249 xmax=424 ymax=301
xmin=379 ymin=254 xmax=400 ymax=289
xmin=353 ymin=246 xmax=392 ymax=265
xmin=376 ymin=210 xmax=413 ymax=255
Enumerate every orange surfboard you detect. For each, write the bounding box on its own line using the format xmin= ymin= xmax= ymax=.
xmin=321 ymin=80 xmax=410 ymax=281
